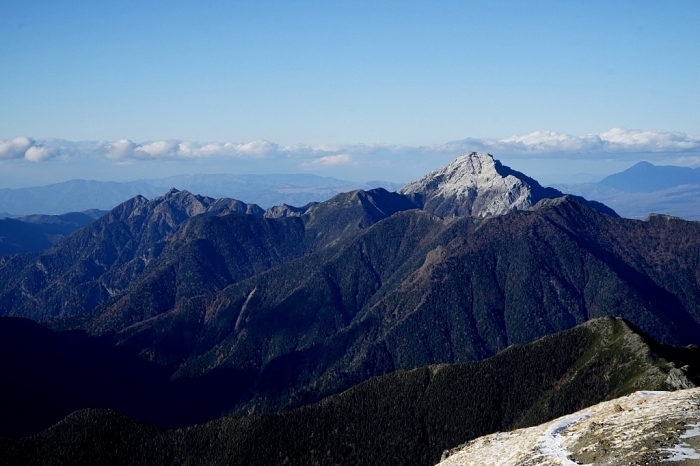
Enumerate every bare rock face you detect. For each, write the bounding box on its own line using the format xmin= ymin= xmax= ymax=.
xmin=438 ymin=388 xmax=700 ymax=466
xmin=400 ymin=152 xmax=563 ymax=217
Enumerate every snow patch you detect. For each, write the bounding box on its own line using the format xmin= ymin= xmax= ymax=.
xmin=437 ymin=388 xmax=700 ymax=466
xmin=662 ymin=423 xmax=700 ymax=462
xmin=536 ymin=413 xmax=591 ymax=466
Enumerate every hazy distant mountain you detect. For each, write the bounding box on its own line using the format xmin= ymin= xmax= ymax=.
xmin=554 ymin=161 xmax=700 ymax=220
xmin=0 ymin=210 xmax=107 ymax=256
xmin=0 ymin=175 xmax=402 ymax=216
xmin=0 ymin=180 xmax=164 ymax=216
xmin=19 ymin=209 xmax=108 ymax=222
xmin=599 ymin=161 xmax=700 ymax=192
xmin=145 ymin=173 xmax=403 ymax=208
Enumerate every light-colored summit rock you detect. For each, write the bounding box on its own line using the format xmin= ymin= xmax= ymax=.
xmin=400 ymin=152 xmax=561 ymax=217
xmin=438 ymin=388 xmax=700 ymax=466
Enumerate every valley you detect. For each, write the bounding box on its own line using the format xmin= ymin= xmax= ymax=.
xmin=1 ymin=152 xmax=699 ymax=465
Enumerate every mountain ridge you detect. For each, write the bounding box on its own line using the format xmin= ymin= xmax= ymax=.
xmin=438 ymin=388 xmax=700 ymax=465
xmin=2 ymin=317 xmax=698 ymax=466
xmin=1 ymin=152 xmax=699 ymax=448
xmin=401 ymin=152 xmax=617 ymax=218
xmin=0 ymin=175 xmax=403 ymax=216
xmin=29 ymin=193 xmax=699 ymax=420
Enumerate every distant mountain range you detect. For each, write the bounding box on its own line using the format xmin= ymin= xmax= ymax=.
xmin=1 ymin=153 xmax=700 ymax=465
xmin=554 ymin=161 xmax=700 ymax=220
xmin=0 ymin=210 xmax=107 ymax=255
xmin=0 ymin=175 xmax=403 ymax=216
xmin=2 ymin=160 xmax=698 ymax=221
xmin=599 ymin=161 xmax=700 ymax=192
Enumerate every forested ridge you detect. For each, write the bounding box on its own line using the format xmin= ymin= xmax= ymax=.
xmin=2 ymin=317 xmax=698 ymax=466
xmin=2 ymin=155 xmax=700 ymax=464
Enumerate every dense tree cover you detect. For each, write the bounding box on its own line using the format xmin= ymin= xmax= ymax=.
xmin=2 ymin=317 xmax=697 ymax=466
xmin=0 ymin=188 xmax=407 ymax=324
xmin=132 ymin=198 xmax=700 ymax=417
xmin=3 ymin=195 xmax=700 ymax=438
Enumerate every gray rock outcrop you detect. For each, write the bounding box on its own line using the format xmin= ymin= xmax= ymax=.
xmin=399 ymin=152 xmax=563 ymax=217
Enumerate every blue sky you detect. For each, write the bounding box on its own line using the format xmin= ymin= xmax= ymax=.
xmin=1 ymin=1 xmax=699 ymax=186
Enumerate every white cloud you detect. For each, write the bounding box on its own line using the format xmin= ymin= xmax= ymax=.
xmin=302 ymin=154 xmax=355 ymax=167
xmin=4 ymin=128 xmax=700 ymax=169
xmin=444 ymin=128 xmax=700 ymax=156
xmin=495 ymin=131 xmax=602 ymax=152
xmin=0 ymin=136 xmax=34 ymax=159
xmin=24 ymin=146 xmax=55 ymax=162
xmin=105 ymin=139 xmax=178 ymax=160
xmin=670 ymin=156 xmax=700 ymax=167
xmin=103 ymin=139 xmax=280 ymax=161
xmin=232 ymin=140 xmax=278 ymax=156
xmin=597 ymin=128 xmax=700 ymax=152
xmin=0 ymin=136 xmax=61 ymax=162
xmin=104 ymin=139 xmax=139 ymax=160
xmin=137 ymin=140 xmax=179 ymax=158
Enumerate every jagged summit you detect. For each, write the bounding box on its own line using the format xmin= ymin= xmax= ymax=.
xmin=399 ymin=152 xmax=561 ymax=217
xmin=400 ymin=152 xmax=618 ymax=218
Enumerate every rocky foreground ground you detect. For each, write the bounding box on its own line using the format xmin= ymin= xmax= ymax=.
xmin=438 ymin=388 xmax=700 ymax=466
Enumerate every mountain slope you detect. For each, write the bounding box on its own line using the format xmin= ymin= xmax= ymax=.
xmin=438 ymin=388 xmax=700 ymax=466
xmin=400 ymin=152 xmax=616 ymax=217
xmin=0 ymin=175 xmax=403 ymax=215
xmin=0 ymin=187 xmax=415 ymax=325
xmin=0 ymin=189 xmax=265 ymax=321
xmin=2 ymin=153 xmax=699 ymax=433
xmin=48 ymin=195 xmax=700 ymax=419
xmin=2 ymin=317 xmax=698 ymax=466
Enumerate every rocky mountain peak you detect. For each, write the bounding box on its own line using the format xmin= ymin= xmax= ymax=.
xmin=402 ymin=152 xmax=502 ymax=195
xmin=399 ymin=152 xmax=561 ymax=217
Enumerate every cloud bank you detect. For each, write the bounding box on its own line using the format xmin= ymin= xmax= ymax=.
xmin=2 ymin=128 xmax=699 ymax=168
xmin=302 ymin=154 xmax=355 ymax=167
xmin=103 ymin=139 xmax=280 ymax=160
xmin=0 ymin=136 xmax=52 ymax=162
xmin=468 ymin=128 xmax=700 ymax=154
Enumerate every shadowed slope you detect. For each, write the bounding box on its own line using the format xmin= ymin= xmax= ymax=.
xmin=56 ymin=196 xmax=700 ymax=419
xmin=2 ymin=318 xmax=698 ymax=466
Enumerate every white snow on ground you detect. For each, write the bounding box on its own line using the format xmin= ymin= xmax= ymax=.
xmin=437 ymin=388 xmax=700 ymax=466
xmin=663 ymin=423 xmax=700 ymax=462
xmin=536 ymin=413 xmax=591 ymax=466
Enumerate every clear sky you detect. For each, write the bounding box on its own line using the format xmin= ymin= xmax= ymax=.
xmin=1 ymin=1 xmax=699 ymax=186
